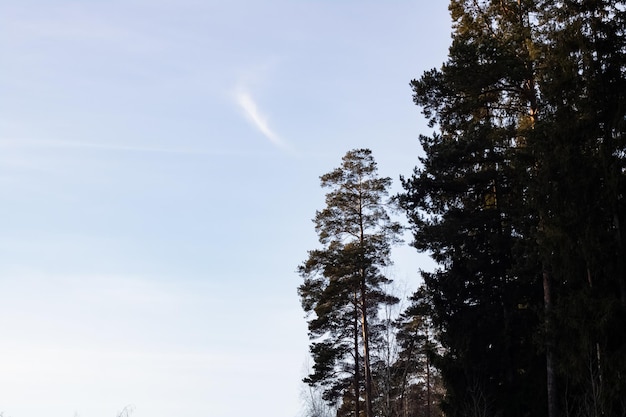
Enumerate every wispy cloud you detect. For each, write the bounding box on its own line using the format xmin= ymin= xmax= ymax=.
xmin=234 ymin=87 xmax=291 ymax=152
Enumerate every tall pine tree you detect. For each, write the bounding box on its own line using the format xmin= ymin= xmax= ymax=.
xmin=299 ymin=149 xmax=402 ymax=417
xmin=529 ymin=1 xmax=626 ymax=414
xmin=401 ymin=1 xmax=626 ymax=416
xmin=400 ymin=1 xmax=550 ymax=416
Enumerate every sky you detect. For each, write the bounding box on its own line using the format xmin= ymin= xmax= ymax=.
xmin=0 ymin=1 xmax=452 ymax=416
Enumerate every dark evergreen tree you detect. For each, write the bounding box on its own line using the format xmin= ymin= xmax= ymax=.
xmin=401 ymin=1 xmax=626 ymax=416
xmin=400 ymin=1 xmax=548 ymax=416
xmin=529 ymin=2 xmax=626 ymax=414
xmin=392 ymin=287 xmax=444 ymax=417
xmin=299 ymin=149 xmax=402 ymax=417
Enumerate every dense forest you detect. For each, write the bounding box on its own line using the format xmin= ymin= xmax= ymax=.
xmin=298 ymin=1 xmax=626 ymax=417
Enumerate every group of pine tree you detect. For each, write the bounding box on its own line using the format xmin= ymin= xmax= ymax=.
xmin=298 ymin=1 xmax=626 ymax=417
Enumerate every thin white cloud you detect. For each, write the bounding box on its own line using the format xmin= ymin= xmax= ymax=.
xmin=234 ymin=88 xmax=291 ymax=152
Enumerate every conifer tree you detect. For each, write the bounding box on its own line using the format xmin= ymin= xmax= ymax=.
xmin=299 ymin=149 xmax=401 ymax=417
xmin=393 ymin=287 xmax=444 ymax=417
xmin=400 ymin=1 xmax=549 ymax=416
xmin=529 ymin=1 xmax=626 ymax=414
xmin=401 ymin=1 xmax=626 ymax=416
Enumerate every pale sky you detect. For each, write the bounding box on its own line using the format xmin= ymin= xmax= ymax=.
xmin=0 ymin=1 xmax=451 ymax=416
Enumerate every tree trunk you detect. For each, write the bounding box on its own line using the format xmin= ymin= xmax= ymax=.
xmin=426 ymin=349 xmax=431 ymax=417
xmin=358 ymin=177 xmax=374 ymax=417
xmin=613 ymin=213 xmax=626 ymax=307
xmin=543 ymin=269 xmax=559 ymax=417
xmin=354 ymin=292 xmax=361 ymax=417
xmin=361 ymin=275 xmax=374 ymax=417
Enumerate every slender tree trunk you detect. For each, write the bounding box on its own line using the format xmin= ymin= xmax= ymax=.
xmin=361 ymin=275 xmax=374 ymax=417
xmin=357 ymin=179 xmax=374 ymax=417
xmin=354 ymin=292 xmax=361 ymax=417
xmin=518 ymin=11 xmax=559 ymax=414
xmin=543 ymin=269 xmax=559 ymax=417
xmin=426 ymin=348 xmax=431 ymax=417
xmin=613 ymin=213 xmax=626 ymax=306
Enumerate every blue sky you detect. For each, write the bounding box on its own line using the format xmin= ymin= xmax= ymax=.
xmin=0 ymin=1 xmax=451 ymax=416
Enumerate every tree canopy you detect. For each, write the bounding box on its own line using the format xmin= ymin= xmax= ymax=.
xmin=298 ymin=3 xmax=626 ymax=417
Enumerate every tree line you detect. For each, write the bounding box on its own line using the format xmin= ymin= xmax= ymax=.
xmin=298 ymin=1 xmax=626 ymax=417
